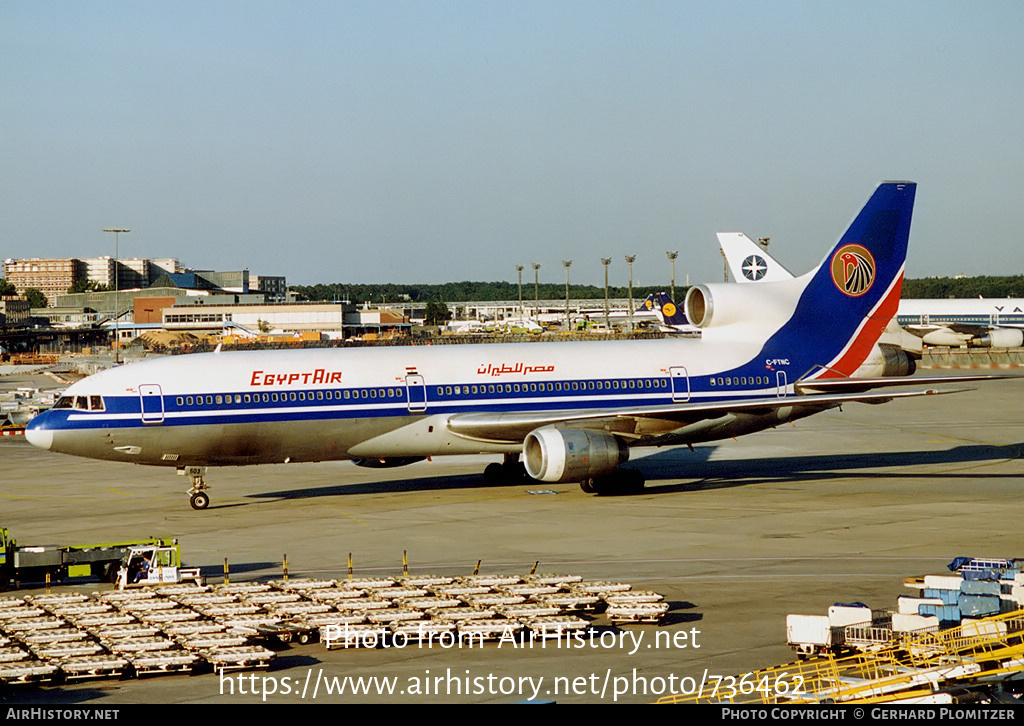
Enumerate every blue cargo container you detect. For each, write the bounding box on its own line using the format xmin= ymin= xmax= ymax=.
xmin=958 ymin=595 xmax=1000 ymax=618
xmin=919 ymin=603 xmax=961 ymax=626
xmin=924 ymin=588 xmax=960 ymax=606
xmin=960 ymin=580 xmax=1000 ymax=596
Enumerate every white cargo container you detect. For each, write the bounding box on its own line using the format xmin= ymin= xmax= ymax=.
xmin=786 ymin=614 xmax=835 ymax=656
xmin=923 ymin=575 xmax=963 ymax=591
xmin=827 ymin=605 xmax=872 ymax=628
xmin=891 ymin=613 xmax=939 ymax=633
xmin=896 ymin=596 xmax=944 ymax=615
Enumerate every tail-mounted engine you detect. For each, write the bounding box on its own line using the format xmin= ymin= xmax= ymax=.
xmin=684 ymin=282 xmax=799 ymax=329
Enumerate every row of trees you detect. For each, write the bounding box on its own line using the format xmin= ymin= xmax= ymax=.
xmin=0 ymin=279 xmax=46 ymax=308
xmin=901 ymin=276 xmax=1024 ymax=299
xmin=291 ymin=276 xmax=1024 ymax=307
xmin=291 ymin=281 xmax=665 ymax=306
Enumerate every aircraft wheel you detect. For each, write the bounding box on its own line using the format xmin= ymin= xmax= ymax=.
xmin=623 ymin=470 xmax=645 ymax=494
xmin=594 ymin=470 xmax=645 ymax=496
xmin=483 ymin=463 xmax=505 ymax=485
xmin=579 ymin=479 xmax=596 ymax=494
xmin=190 ymin=492 xmax=210 ymax=510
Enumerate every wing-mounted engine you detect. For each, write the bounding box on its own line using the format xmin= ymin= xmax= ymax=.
xmin=973 ymin=328 xmax=1024 ymax=348
xmin=850 ymin=343 xmax=916 ymax=378
xmin=523 ymin=428 xmax=629 ymax=483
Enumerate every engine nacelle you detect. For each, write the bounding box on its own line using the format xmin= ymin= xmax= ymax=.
xmin=684 ymin=282 xmax=799 ymax=329
xmin=971 ymin=328 xmax=1024 ymax=349
xmin=851 ymin=343 xmax=916 ymax=378
xmin=353 ymin=457 xmax=425 ymax=468
xmin=523 ymin=428 xmax=629 ymax=483
xmin=921 ymin=329 xmax=971 ymax=347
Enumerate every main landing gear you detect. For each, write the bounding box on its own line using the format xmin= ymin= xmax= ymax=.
xmin=178 ymin=466 xmax=211 ymax=510
xmin=483 ymin=453 xmax=531 ymax=486
xmin=482 ymin=454 xmax=646 ymax=495
xmin=579 ymin=469 xmax=645 ymax=496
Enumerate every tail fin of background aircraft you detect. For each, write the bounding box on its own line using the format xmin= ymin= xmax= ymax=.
xmin=763 ymin=181 xmax=916 ymax=378
xmin=717 ymin=233 xmax=794 ymax=283
xmin=641 ymin=291 xmax=690 ymax=330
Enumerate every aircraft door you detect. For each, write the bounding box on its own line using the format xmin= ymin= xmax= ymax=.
xmin=405 ymin=375 xmax=427 ymax=413
xmin=669 ymin=366 xmax=690 ymax=402
xmin=776 ymin=371 xmax=788 ymax=397
xmin=139 ymin=384 xmax=165 ymax=424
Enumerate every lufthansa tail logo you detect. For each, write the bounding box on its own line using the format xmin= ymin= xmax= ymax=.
xmin=830 ymin=244 xmax=875 ymax=297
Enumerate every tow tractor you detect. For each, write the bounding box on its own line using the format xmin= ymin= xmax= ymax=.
xmin=0 ymin=527 xmax=174 ymax=589
xmin=116 ymin=543 xmax=204 ymax=590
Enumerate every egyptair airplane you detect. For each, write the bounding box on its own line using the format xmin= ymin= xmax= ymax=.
xmin=718 ymin=230 xmax=1024 ymax=349
xmin=24 ymin=182 xmax=1014 ymax=510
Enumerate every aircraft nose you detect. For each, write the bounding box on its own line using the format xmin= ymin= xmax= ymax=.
xmin=25 ymin=416 xmax=54 ymax=451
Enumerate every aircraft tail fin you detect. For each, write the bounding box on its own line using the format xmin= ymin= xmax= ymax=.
xmin=642 ymin=291 xmax=688 ymax=328
xmin=766 ymin=181 xmax=916 ymax=378
xmin=717 ymin=233 xmax=794 ymax=283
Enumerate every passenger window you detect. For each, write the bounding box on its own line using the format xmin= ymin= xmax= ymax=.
xmin=186 ymin=396 xmax=194 ymax=405
xmin=215 ymin=395 xmax=223 ymax=405
xmin=176 ymin=397 xmax=183 ymax=406
xmin=234 ymin=395 xmax=242 ymax=403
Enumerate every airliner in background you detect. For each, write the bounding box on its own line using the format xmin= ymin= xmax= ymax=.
xmin=719 ymin=231 xmax=1024 ymax=349
xmin=25 ymin=182 xmax=1015 ymax=510
xmin=640 ymin=292 xmax=700 ymax=335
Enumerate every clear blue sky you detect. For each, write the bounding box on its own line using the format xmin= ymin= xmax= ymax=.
xmin=3 ymin=1 xmax=1022 ymax=288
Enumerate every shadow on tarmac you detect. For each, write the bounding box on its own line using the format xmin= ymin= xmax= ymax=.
xmin=247 ymin=441 xmax=1023 ymax=503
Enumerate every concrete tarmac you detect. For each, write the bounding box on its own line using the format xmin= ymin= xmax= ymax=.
xmin=1 ymin=370 xmax=1022 ymax=703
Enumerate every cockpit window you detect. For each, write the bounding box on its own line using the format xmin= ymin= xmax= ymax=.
xmin=55 ymin=395 xmax=105 ymax=411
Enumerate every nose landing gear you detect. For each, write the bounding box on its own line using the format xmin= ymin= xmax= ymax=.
xmin=178 ymin=466 xmax=211 ymax=510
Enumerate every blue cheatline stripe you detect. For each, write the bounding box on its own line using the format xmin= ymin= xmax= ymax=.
xmin=50 ymin=373 xmax=789 ymax=432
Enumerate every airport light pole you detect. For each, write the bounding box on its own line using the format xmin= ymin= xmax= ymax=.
xmin=532 ymin=262 xmax=541 ymax=312
xmin=601 ymin=257 xmax=611 ymax=330
xmin=103 ymin=228 xmax=130 ymax=364
xmin=562 ymin=260 xmax=572 ymax=331
xmin=666 ymin=250 xmax=679 ymax=302
xmin=516 ymin=264 xmax=524 ymax=316
xmin=625 ymin=254 xmax=636 ymax=333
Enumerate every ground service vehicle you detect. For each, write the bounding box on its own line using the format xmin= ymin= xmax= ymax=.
xmin=115 ymin=543 xmax=204 ymax=590
xmin=0 ymin=527 xmax=173 ymax=589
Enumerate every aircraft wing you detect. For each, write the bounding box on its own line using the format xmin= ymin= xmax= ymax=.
xmin=445 ymin=386 xmax=966 ymax=444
